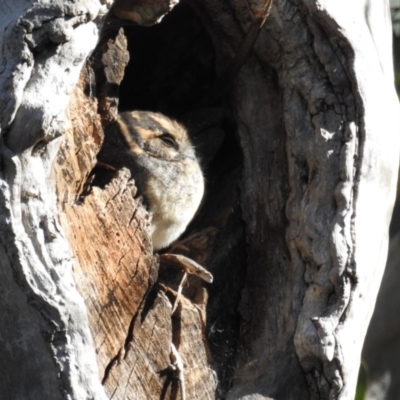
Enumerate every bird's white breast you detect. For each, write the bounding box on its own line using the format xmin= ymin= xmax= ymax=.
xmin=147 ymin=159 xmax=204 ymax=251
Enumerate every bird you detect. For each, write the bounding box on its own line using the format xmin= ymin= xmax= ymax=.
xmin=96 ymin=110 xmax=205 ymax=251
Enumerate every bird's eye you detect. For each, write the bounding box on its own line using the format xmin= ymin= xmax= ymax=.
xmin=159 ymin=133 xmax=178 ymax=148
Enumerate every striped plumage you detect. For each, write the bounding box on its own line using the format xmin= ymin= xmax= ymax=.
xmin=97 ymin=111 xmax=204 ymax=251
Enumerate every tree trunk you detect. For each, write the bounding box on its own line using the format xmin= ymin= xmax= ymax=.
xmin=0 ymin=0 xmax=398 ymax=400
xmin=360 ymin=15 xmax=400 ymax=400
xmin=362 ymin=231 xmax=400 ymax=400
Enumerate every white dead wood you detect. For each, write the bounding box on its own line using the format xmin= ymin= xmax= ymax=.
xmin=0 ymin=1 xmax=109 ymax=399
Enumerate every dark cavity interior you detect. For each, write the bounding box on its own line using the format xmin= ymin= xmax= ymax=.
xmin=118 ymin=3 xmax=215 ymax=117
xmin=95 ymin=3 xmax=247 ymax=396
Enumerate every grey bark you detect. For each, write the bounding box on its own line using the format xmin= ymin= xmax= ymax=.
xmin=0 ymin=1 xmax=109 ymax=399
xmin=188 ymin=0 xmax=399 ymax=399
xmin=0 ymin=0 xmax=398 ymax=400
xmin=362 ymin=230 xmax=400 ymax=400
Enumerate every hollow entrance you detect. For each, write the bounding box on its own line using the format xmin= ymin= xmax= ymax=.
xmin=95 ymin=3 xmax=247 ymax=397
xmin=118 ymin=3 xmax=216 ymax=117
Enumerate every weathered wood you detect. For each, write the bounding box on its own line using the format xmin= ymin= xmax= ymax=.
xmin=190 ymin=1 xmax=399 ymax=399
xmin=0 ymin=1 xmax=109 ymax=399
xmin=0 ymin=0 xmax=398 ymax=399
xmin=94 ymin=28 xmax=130 ymax=126
xmin=55 ymin=73 xmax=158 ymax=379
xmin=55 ymin=28 xmax=215 ymax=399
xmin=111 ymin=0 xmax=178 ymax=25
